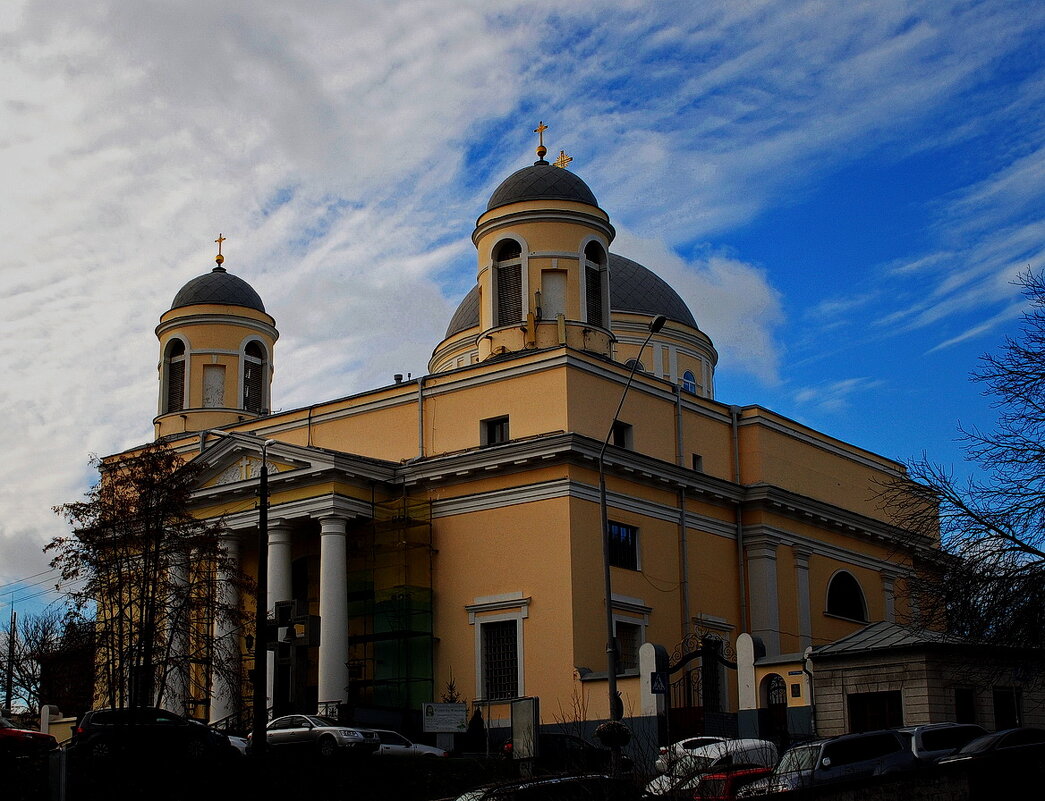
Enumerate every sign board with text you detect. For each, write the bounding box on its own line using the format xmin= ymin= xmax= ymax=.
xmin=422 ymin=702 xmax=467 ymax=733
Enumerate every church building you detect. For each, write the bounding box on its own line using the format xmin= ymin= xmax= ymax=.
xmin=132 ymin=130 xmax=939 ymax=745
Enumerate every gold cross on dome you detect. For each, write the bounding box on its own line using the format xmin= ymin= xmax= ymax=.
xmin=214 ymin=233 xmax=226 ymax=256
xmin=554 ymin=150 xmax=573 ymax=169
xmin=534 ymin=121 xmax=548 ymax=148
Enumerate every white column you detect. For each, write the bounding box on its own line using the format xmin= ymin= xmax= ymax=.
xmin=266 ymin=522 xmax=294 ymax=703
xmin=209 ymin=533 xmax=241 ymax=724
xmin=881 ymin=571 xmax=897 ymax=623
xmin=793 ymin=547 xmax=813 ymax=652
xmin=165 ymin=553 xmax=190 ymax=713
xmin=746 ymin=540 xmax=780 ymax=655
xmin=318 ymin=515 xmax=350 ymax=711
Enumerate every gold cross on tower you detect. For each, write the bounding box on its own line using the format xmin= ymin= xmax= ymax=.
xmin=534 ymin=121 xmax=548 ymax=160
xmin=214 ymin=233 xmax=226 ymax=265
xmin=554 ymin=150 xmax=573 ymax=169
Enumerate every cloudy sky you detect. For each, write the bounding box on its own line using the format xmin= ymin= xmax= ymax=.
xmin=2 ymin=1 xmax=1043 ymax=614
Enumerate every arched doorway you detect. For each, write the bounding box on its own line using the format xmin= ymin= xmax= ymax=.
xmin=759 ymin=673 xmax=790 ymax=749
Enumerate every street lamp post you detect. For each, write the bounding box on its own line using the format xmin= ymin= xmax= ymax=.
xmin=207 ymin=431 xmax=275 ymax=757
xmin=597 ymin=314 xmax=667 ymax=773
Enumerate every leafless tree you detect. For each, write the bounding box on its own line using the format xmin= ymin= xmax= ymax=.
xmin=880 ymin=270 xmax=1045 ymax=648
xmin=49 ymin=441 xmax=252 ymax=713
xmin=0 ymin=608 xmax=67 ymax=716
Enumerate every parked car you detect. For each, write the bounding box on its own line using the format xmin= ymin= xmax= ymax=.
xmin=937 ymin=726 xmax=1045 ymax=765
xmin=898 ymin=722 xmax=987 ymax=762
xmin=453 ymin=773 xmax=642 ymax=801
xmin=70 ymin=707 xmax=234 ymax=764
xmin=645 ymin=739 xmax=777 ymax=798
xmin=371 ymin=728 xmax=448 ymax=757
xmin=655 ymin=736 xmax=730 ymax=774
xmin=0 ymin=716 xmax=57 ymax=757
xmin=692 ymin=765 xmax=773 ymax=800
xmin=738 ymin=729 xmax=917 ymax=795
xmin=256 ymin=714 xmax=380 ymax=757
xmin=503 ymin=732 xmax=632 ymax=774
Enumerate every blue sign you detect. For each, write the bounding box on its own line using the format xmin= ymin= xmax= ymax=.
xmin=650 ymin=671 xmax=668 ymax=694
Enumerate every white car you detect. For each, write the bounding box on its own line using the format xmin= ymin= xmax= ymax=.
xmin=256 ymin=714 xmax=380 ymax=757
xmin=655 ymin=735 xmax=730 ymax=773
xmin=645 ymin=739 xmax=778 ymax=797
xmin=371 ymin=728 xmax=448 ymax=757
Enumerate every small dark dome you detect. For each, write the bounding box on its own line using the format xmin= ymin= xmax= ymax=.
xmin=170 ymin=266 xmax=266 ymax=313
xmin=487 ymin=163 xmax=599 ymax=212
xmin=442 ymin=252 xmax=697 ymax=338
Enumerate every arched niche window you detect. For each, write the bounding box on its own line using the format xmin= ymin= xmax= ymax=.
xmin=826 ymin=571 xmax=867 ymax=622
xmin=242 ymin=340 xmax=267 ymax=414
xmin=494 ymin=240 xmax=522 ymax=327
xmin=624 ymin=359 xmax=645 ymax=373
xmin=163 ymin=339 xmax=186 ymax=413
xmin=584 ymin=241 xmax=606 ymax=328
xmin=682 ymin=371 xmax=697 ymax=394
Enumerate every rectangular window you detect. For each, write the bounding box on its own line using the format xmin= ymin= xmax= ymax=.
xmin=497 ymin=264 xmax=522 ymax=326
xmin=608 ymin=522 xmax=639 ymax=570
xmin=615 ymin=621 xmax=641 ymax=673
xmin=482 ymin=416 xmax=510 ymax=446
xmin=481 ymin=620 xmax=519 ymax=701
xmin=847 ymin=690 xmax=904 ymax=732
xmin=585 ymin=266 xmax=603 ymax=327
xmin=611 ymin=421 xmax=632 ymax=449
xmin=993 ymin=687 xmax=1022 ymax=729
xmin=954 ymin=687 xmax=976 ymax=724
xmin=691 ymin=453 xmax=703 ymax=472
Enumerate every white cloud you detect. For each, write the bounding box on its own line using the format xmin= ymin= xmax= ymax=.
xmin=1 ymin=0 xmax=1043 ymax=600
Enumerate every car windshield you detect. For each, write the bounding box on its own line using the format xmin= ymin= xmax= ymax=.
xmin=0 ymin=717 xmax=14 ymax=728
xmin=777 ymin=744 xmax=819 ymax=773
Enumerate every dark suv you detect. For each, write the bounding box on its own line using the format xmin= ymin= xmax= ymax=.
xmin=71 ymin=707 xmax=234 ymax=764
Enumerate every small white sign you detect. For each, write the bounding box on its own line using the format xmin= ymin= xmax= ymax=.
xmin=422 ymin=702 xmax=467 ymax=733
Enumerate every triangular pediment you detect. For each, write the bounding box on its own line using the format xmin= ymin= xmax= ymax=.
xmin=191 ymin=437 xmax=317 ymax=490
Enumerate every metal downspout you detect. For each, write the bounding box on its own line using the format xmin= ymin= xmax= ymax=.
xmin=416 ymin=375 xmax=426 ymax=460
xmin=731 ymin=405 xmax=749 ymax=634
xmin=675 ymin=385 xmax=692 ymax=634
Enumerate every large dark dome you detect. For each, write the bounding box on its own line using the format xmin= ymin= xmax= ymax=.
xmin=171 ymin=266 xmax=266 ymax=313
xmin=443 ymin=253 xmax=696 ymax=337
xmin=487 ymin=162 xmax=599 ymax=212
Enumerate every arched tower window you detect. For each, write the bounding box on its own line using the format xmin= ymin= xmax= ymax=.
xmin=682 ymin=371 xmax=697 ymax=394
xmin=826 ymin=571 xmax=867 ymax=621
xmin=624 ymin=359 xmax=645 ymax=373
xmin=242 ymin=340 xmax=266 ymax=414
xmin=584 ymin=241 xmax=606 ymax=328
xmin=163 ymin=339 xmax=186 ymax=413
xmin=494 ymin=240 xmax=522 ymax=327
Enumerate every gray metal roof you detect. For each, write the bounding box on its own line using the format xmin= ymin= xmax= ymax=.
xmin=811 ymin=621 xmax=969 ymax=658
xmin=487 ymin=163 xmax=599 ymax=212
xmin=442 ymin=252 xmax=698 ymax=338
xmin=170 ymin=267 xmax=266 ymax=313
xmin=608 ymin=253 xmax=697 ymax=327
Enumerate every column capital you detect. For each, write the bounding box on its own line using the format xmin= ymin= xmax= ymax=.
xmin=792 ymin=545 xmax=813 ymax=569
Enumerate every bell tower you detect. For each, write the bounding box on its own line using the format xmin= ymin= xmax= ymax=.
xmin=472 ymin=123 xmax=616 ymax=361
xmin=154 ymin=236 xmax=278 ymax=438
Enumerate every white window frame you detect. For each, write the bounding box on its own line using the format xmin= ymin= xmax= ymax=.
xmin=467 ymin=592 xmax=530 ymax=702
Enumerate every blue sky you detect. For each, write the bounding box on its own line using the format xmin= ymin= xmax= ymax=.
xmin=1 ymin=0 xmax=1043 ymax=615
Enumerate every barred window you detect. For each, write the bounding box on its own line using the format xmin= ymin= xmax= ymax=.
xmin=584 ymin=242 xmax=606 ymax=327
xmin=481 ymin=619 xmax=518 ymax=700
